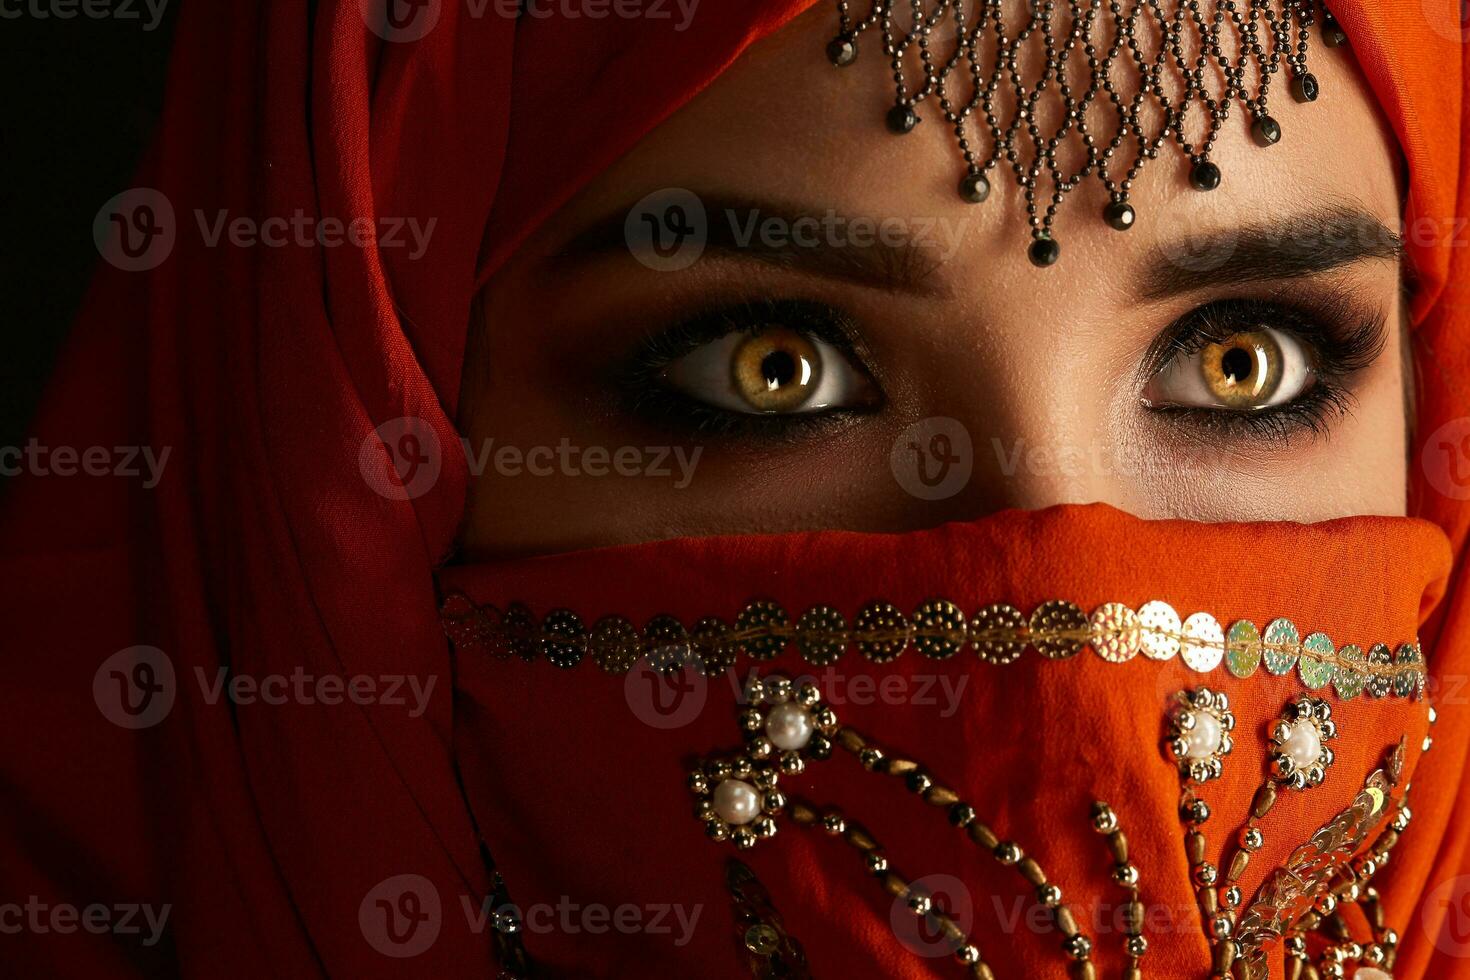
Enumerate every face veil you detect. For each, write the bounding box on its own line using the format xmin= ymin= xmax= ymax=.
xmin=3 ymin=2 xmax=1470 ymax=979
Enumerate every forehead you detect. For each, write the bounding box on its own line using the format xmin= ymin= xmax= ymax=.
xmin=546 ymin=3 xmax=1402 ymax=292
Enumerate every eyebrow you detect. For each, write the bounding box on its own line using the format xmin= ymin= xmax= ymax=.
xmin=554 ymin=195 xmax=952 ymax=297
xmin=556 ymin=194 xmax=1401 ymax=298
xmin=1140 ymin=202 xmax=1402 ymax=298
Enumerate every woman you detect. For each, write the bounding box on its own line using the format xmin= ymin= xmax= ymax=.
xmin=3 ymin=1 xmax=1469 ymax=977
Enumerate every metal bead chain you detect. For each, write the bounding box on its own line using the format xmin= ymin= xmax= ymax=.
xmin=1090 ymin=802 xmax=1150 ymax=979
xmin=832 ymin=725 xmax=1104 ymax=977
xmin=826 ymin=0 xmax=1327 ymax=266
xmin=787 ymin=797 xmax=999 ymax=978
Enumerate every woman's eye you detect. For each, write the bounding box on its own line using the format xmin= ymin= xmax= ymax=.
xmin=1142 ymin=327 xmax=1315 ymax=412
xmin=660 ymin=325 xmax=879 ymax=415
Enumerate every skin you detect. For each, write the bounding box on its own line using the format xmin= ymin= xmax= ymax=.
xmin=458 ymin=4 xmax=1409 ymax=560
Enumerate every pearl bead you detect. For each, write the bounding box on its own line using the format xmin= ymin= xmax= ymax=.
xmin=1354 ymin=969 xmax=1393 ymax=980
xmin=765 ymin=702 xmax=814 ymax=751
xmin=713 ymin=779 xmax=762 ymax=826
xmin=1185 ymin=711 xmax=1223 ymax=760
xmin=1283 ymin=719 xmax=1322 ymax=769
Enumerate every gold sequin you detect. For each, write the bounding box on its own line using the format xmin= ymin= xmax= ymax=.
xmin=1226 ymin=620 xmax=1263 ymax=679
xmin=1297 ymin=632 xmax=1335 ymax=691
xmin=736 ymin=601 xmax=790 ymax=661
xmin=795 ymin=606 xmax=847 ymax=667
xmin=644 ymin=614 xmax=691 ymax=674
xmin=591 ymin=614 xmax=639 ymax=674
xmin=505 ymin=602 xmax=537 ymax=662
xmin=1090 ymin=602 xmax=1142 ymax=663
xmin=542 ymin=609 xmax=587 ymax=669
xmin=1262 ymin=618 xmax=1301 ymax=676
xmin=852 ymin=601 xmax=908 ymax=663
xmin=912 ymin=599 xmax=966 ymax=661
xmin=970 ymin=603 xmax=1026 ymax=665
xmin=1366 ymin=644 xmax=1393 ymax=698
xmin=1332 ymin=644 xmax=1367 ymax=701
xmin=1137 ymin=600 xmax=1181 ymax=661
xmin=1030 ymin=600 xmax=1087 ymax=660
xmin=1181 ymin=612 xmax=1224 ymax=673
xmin=440 ymin=594 xmax=1426 ymax=697
xmin=1394 ymin=643 xmax=1425 ymax=700
xmin=693 ymin=617 xmax=737 ymax=675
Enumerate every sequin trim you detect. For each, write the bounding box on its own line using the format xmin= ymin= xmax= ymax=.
xmin=440 ymin=594 xmax=1426 ymax=700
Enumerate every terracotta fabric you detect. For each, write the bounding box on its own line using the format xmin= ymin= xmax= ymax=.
xmin=443 ymin=505 xmax=1451 ymax=978
xmin=1 ymin=1 xmax=1469 ymax=977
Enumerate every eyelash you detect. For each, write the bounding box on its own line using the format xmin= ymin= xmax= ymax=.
xmin=621 ymin=295 xmax=1386 ymax=443
xmin=619 ymin=298 xmax=878 ymax=440
xmin=1140 ymin=296 xmax=1387 ymax=444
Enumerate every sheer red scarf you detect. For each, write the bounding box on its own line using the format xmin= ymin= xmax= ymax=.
xmin=3 ymin=2 xmax=1470 ymax=977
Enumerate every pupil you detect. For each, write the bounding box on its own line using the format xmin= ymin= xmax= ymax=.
xmin=1220 ymin=346 xmax=1254 ymax=385
xmin=761 ymin=350 xmax=798 ymax=388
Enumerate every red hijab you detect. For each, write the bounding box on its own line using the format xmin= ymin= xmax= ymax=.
xmin=3 ymin=2 xmax=1469 ymax=977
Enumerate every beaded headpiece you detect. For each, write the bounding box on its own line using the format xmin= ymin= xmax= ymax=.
xmin=824 ymin=0 xmax=1346 ymax=266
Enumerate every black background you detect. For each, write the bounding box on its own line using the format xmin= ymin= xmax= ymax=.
xmin=1 ymin=2 xmax=179 ymax=450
